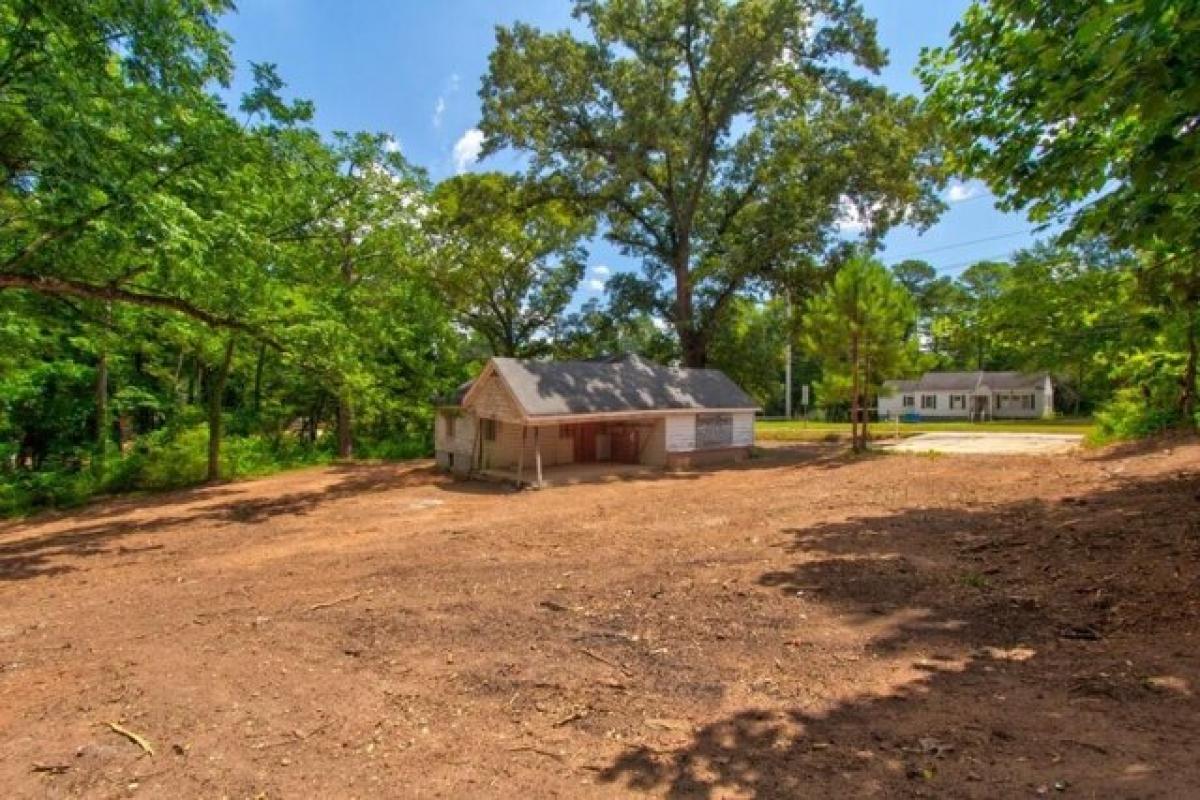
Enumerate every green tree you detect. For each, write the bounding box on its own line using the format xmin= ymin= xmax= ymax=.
xmin=803 ymin=254 xmax=916 ymax=451
xmin=920 ymin=0 xmax=1200 ymax=421
xmin=480 ymin=0 xmax=942 ymax=367
xmin=989 ymin=241 xmax=1136 ymax=415
xmin=891 ymin=258 xmax=955 ymax=348
xmin=273 ymin=131 xmax=439 ymax=459
xmin=427 ymin=173 xmax=593 ymax=356
xmin=707 ymin=297 xmax=789 ymax=411
xmin=0 ymin=0 xmax=266 ymax=329
xmin=555 ymin=295 xmax=679 ymax=364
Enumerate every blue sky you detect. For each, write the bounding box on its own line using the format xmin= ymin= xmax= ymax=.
xmin=223 ymin=1 xmax=1052 ymax=302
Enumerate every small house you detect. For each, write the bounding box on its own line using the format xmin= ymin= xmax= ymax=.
xmin=877 ymin=371 xmax=1054 ymax=421
xmin=435 ymin=355 xmax=759 ymax=486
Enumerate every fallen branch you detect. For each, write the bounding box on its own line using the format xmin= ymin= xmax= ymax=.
xmin=31 ymin=763 xmax=70 ymax=774
xmin=507 ymin=745 xmax=565 ymax=762
xmin=105 ymin=722 xmax=154 ymax=756
xmin=580 ymin=648 xmax=630 ymax=675
xmin=553 ymin=709 xmax=589 ymax=727
xmin=308 ymin=593 xmax=360 ymax=612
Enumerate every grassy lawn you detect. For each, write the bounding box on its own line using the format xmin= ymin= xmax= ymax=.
xmin=756 ymin=417 xmax=1096 ymax=441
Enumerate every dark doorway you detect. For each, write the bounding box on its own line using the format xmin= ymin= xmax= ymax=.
xmin=610 ymin=426 xmax=640 ymax=464
xmin=573 ymin=423 xmax=599 ymax=463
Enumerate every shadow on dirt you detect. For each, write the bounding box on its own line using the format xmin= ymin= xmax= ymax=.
xmin=0 ymin=462 xmax=443 ymax=582
xmin=598 ymin=470 xmax=1200 ymax=798
xmin=433 ymin=442 xmax=858 ymax=494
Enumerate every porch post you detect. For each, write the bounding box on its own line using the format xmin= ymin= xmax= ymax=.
xmin=516 ymin=425 xmax=526 ymax=486
xmin=534 ymin=427 xmax=543 ymax=488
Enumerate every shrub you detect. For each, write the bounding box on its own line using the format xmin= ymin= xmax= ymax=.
xmin=1093 ymin=388 xmax=1182 ymax=442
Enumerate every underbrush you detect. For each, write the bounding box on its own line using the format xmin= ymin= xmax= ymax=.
xmin=1091 ymin=388 xmax=1197 ymax=444
xmin=0 ymin=425 xmax=430 ymax=517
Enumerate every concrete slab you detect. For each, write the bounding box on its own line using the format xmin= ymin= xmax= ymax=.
xmin=878 ymin=432 xmax=1084 ymax=455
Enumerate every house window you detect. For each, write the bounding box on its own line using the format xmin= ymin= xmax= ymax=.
xmin=481 ymin=418 xmax=497 ymax=441
xmin=921 ymin=395 xmax=937 ymax=410
xmin=902 ymin=395 xmax=915 ymax=408
xmin=444 ymin=413 xmax=456 ymax=439
xmin=559 ymin=424 xmax=573 ymax=438
xmin=1023 ymin=394 xmax=1036 ymax=410
xmin=949 ymin=394 xmax=966 ymax=410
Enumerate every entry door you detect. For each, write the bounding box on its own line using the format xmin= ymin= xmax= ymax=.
xmin=573 ymin=423 xmax=598 ymax=463
xmin=610 ymin=426 xmax=640 ymax=464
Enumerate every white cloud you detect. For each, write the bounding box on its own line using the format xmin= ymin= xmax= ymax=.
xmin=452 ymin=128 xmax=484 ymax=173
xmin=432 ymin=97 xmax=446 ymax=128
xmin=946 ymin=181 xmax=981 ymax=203
xmin=585 ymin=265 xmax=611 ymax=293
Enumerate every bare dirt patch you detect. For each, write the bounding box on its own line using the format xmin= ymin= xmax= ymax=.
xmin=1 ymin=442 xmax=1198 ymax=798
xmin=879 ymin=431 xmax=1084 ymax=455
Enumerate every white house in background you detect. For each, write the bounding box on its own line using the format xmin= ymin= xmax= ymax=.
xmin=434 ymin=354 xmax=759 ymax=486
xmin=878 ymin=371 xmax=1054 ymax=421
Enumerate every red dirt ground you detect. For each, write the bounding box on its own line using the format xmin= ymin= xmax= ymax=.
xmin=1 ymin=439 xmax=1198 ymax=799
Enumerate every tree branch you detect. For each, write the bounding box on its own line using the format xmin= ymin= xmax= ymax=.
xmin=0 ymin=274 xmax=282 ymax=349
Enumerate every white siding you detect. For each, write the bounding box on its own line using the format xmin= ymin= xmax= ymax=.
xmin=878 ymin=387 xmax=1052 ymax=420
xmin=878 ymin=392 xmax=908 ymax=419
xmin=641 ymin=419 xmax=667 ymax=466
xmin=665 ymin=414 xmax=696 ymax=452
xmin=732 ymin=412 xmax=754 ymax=447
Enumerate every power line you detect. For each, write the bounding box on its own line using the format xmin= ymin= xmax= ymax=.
xmin=884 ymin=228 xmax=1041 ymax=262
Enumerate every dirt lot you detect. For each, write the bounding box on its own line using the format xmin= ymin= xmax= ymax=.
xmin=2 ymin=440 xmax=1198 ymax=799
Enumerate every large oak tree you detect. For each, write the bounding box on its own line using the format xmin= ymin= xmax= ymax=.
xmin=478 ymin=0 xmax=942 ymax=366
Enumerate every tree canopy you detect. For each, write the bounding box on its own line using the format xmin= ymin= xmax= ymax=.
xmin=919 ymin=0 xmax=1200 ymax=420
xmin=480 ymin=0 xmax=943 ymax=366
xmin=427 ymin=173 xmax=593 ymax=357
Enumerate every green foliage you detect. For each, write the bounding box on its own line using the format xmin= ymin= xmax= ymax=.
xmin=427 ymin=172 xmax=593 ymax=356
xmin=1094 ymin=340 xmax=1193 ymax=441
xmin=0 ymin=3 xmax=463 ymax=511
xmin=921 ymin=0 xmax=1200 ymax=423
xmin=803 ymin=253 xmax=916 ymax=449
xmin=555 ymin=294 xmax=679 ymax=364
xmin=707 ymin=297 xmax=789 ymax=411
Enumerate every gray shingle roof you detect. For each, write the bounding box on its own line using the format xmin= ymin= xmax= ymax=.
xmin=486 ymin=356 xmax=758 ymax=417
xmin=884 ymin=371 xmax=1049 ymax=392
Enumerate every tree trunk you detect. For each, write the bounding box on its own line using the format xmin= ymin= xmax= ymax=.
xmin=172 ymin=348 xmax=186 ymax=406
xmin=850 ymin=332 xmax=862 ymax=453
xmin=862 ymin=348 xmax=871 ymax=446
xmin=253 ymin=342 xmax=267 ymax=414
xmin=336 ymin=395 xmax=354 ymax=460
xmin=93 ymin=348 xmax=108 ymax=475
xmin=1183 ymin=308 xmax=1198 ymax=425
xmin=680 ymin=328 xmax=707 ymax=368
xmin=674 ymin=243 xmax=708 ymax=368
xmin=207 ymin=337 xmax=237 ymax=482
